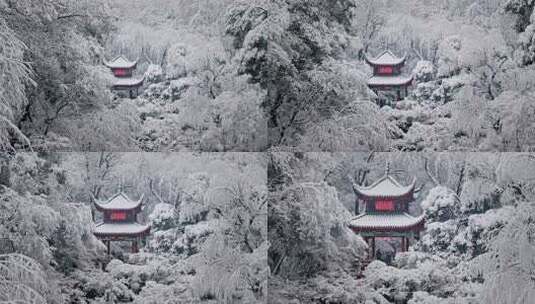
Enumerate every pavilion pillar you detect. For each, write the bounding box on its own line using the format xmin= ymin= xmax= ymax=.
xmin=132 ymin=239 xmax=138 ymax=253
xmin=405 ymin=237 xmax=410 ymax=251
xmin=370 ymin=237 xmax=375 ymax=259
xmin=364 ymin=237 xmax=373 ymax=259
xmin=106 ymin=240 xmax=111 ymax=255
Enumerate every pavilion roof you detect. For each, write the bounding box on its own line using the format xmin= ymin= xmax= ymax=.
xmin=367 ymin=75 xmax=413 ymax=87
xmin=105 ymin=55 xmax=137 ymax=69
xmin=348 ymin=212 xmax=424 ymax=232
xmin=354 ymin=174 xmax=415 ymax=198
xmin=94 ymin=192 xmax=143 ymax=211
xmin=365 ymin=50 xmax=406 ymax=66
xmin=112 ymin=77 xmax=144 ymax=87
xmin=93 ymin=222 xmax=151 ymax=237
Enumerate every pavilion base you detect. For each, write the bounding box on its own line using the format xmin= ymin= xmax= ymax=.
xmin=112 ymin=87 xmax=141 ymax=99
xmin=361 ymin=231 xmax=418 ymax=260
xmin=100 ymin=237 xmax=144 ymax=255
xmin=370 ymin=86 xmax=409 ymax=106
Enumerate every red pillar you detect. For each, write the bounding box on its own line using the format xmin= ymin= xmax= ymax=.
xmin=106 ymin=240 xmax=110 ymax=255
xmin=371 ymin=237 xmax=375 ymax=258
xmin=405 ymin=237 xmax=410 ymax=251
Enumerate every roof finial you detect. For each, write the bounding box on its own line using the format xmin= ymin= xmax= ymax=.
xmin=385 ymin=161 xmax=391 ymax=176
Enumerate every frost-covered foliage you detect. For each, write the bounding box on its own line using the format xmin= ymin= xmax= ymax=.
xmin=190 ymin=179 xmax=268 ymax=303
xmin=412 ymin=76 xmax=464 ymax=106
xmin=225 ymin=0 xmax=361 ymax=146
xmin=421 ymin=186 xmax=460 ymax=222
xmin=136 ymin=54 xmax=267 ymax=151
xmin=515 ymin=21 xmax=535 ymax=65
xmin=222 ymin=0 xmax=535 ymax=151
xmin=268 ymin=153 xmax=369 ymax=301
xmin=0 ymin=20 xmax=34 ymax=151
xmin=269 ymin=182 xmax=366 ymax=278
xmin=412 ymin=60 xmax=435 ymax=83
xmin=0 ymin=0 xmax=116 ymax=150
xmin=144 ymin=64 xmax=164 ymax=83
xmin=478 ymin=201 xmax=535 ymax=304
xmin=362 ymin=255 xmax=477 ymax=303
xmin=150 ymin=203 xmax=177 ymax=231
xmin=269 ymin=153 xmax=535 ymax=303
xmin=179 ymin=172 xmax=211 ymax=225
xmin=297 ymin=100 xmax=397 ymax=151
xmin=0 ymin=253 xmax=62 ymax=304
xmin=504 ymin=0 xmax=535 ymax=32
xmin=1 ymin=0 xmax=266 ymax=152
xmin=0 ymin=154 xmax=102 ymax=269
xmin=105 ymin=3 xmax=268 ymax=152
xmin=1 ymin=152 xmax=267 ymax=304
xmin=418 ymin=186 xmax=514 ymax=262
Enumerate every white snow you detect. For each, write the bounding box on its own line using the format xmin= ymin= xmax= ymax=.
xmin=367 ymin=75 xmax=413 ymax=86
xmin=354 ymin=175 xmax=415 ymax=197
xmin=412 ymin=60 xmax=435 ymax=83
xmin=184 ymin=220 xmax=216 ymax=240
xmin=467 ymin=206 xmax=514 ymax=230
xmin=93 ymin=223 xmax=150 ymax=235
xmin=349 ymin=212 xmax=424 ymax=229
xmin=149 ymin=203 xmax=175 ymax=222
xmin=421 ymin=186 xmax=457 ymax=212
xmin=113 ymin=77 xmax=144 ymax=87
xmin=366 ymin=50 xmax=406 ymax=65
xmin=105 ymin=55 xmax=137 ymax=69
xmin=95 ymin=192 xmax=142 ymax=210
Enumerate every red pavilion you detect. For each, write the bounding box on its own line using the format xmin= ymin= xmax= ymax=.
xmin=93 ymin=192 xmax=151 ymax=255
xmin=349 ymin=166 xmax=424 ymax=259
xmin=365 ymin=50 xmax=413 ymax=103
xmin=104 ymin=55 xmax=144 ymax=98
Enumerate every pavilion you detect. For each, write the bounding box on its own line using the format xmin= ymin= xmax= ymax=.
xmin=93 ymin=192 xmax=151 ymax=255
xmin=365 ymin=50 xmax=413 ymax=104
xmin=349 ymin=165 xmax=425 ymax=259
xmin=104 ymin=55 xmax=144 ymax=98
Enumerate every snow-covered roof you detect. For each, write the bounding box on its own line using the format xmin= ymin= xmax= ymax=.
xmin=94 ymin=192 xmax=143 ymax=211
xmin=112 ymin=77 xmax=144 ymax=87
xmin=105 ymin=55 xmax=137 ymax=69
xmin=354 ymin=174 xmax=415 ymax=198
xmin=349 ymin=213 xmax=424 ymax=231
xmin=365 ymin=50 xmax=406 ymax=66
xmin=367 ymin=75 xmax=413 ymax=86
xmin=93 ymin=222 xmax=151 ymax=236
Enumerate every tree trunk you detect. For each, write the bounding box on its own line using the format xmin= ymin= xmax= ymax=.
xmin=0 ymin=159 xmax=10 ymax=187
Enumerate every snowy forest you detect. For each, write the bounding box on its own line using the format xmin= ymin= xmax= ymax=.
xmin=2 ymin=0 xmax=535 ymax=303
xmin=242 ymin=0 xmax=535 ymax=150
xmin=2 ymin=0 xmax=535 ymax=152
xmin=268 ymin=152 xmax=535 ymax=303
xmin=0 ymin=152 xmax=267 ymax=303
xmin=0 ymin=0 xmax=266 ymax=151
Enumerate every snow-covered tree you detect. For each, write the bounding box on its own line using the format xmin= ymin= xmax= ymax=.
xmin=0 ymin=253 xmax=61 ymax=304
xmin=412 ymin=60 xmax=435 ymax=83
xmin=269 ymin=180 xmax=366 ymax=278
xmin=0 ymin=20 xmax=34 ymax=151
xmin=479 ymin=202 xmax=535 ymax=303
